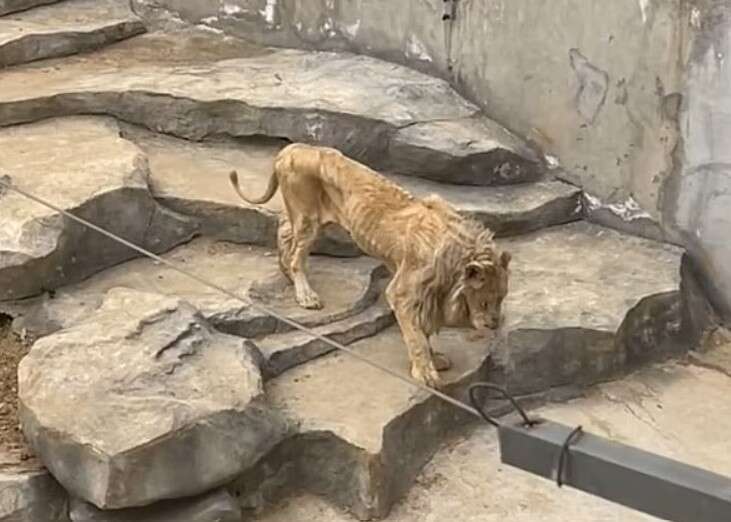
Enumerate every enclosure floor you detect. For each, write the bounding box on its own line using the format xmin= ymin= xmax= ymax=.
xmin=253 ymin=352 xmax=731 ymax=522
xmin=0 ymin=321 xmax=32 ymax=469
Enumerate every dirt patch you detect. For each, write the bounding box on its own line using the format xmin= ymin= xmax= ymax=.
xmin=0 ymin=314 xmax=33 ymax=467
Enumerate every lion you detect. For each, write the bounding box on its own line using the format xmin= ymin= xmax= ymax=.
xmin=229 ymin=143 xmax=511 ymax=388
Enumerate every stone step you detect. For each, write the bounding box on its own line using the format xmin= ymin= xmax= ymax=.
xmin=0 ymin=28 xmax=543 ymax=186
xmin=0 ymin=0 xmax=145 ymax=68
xmin=228 ymin=221 xmax=684 ymax=520
xmin=0 ymin=0 xmax=57 ymax=17
xmin=121 ymin=124 xmax=580 ymax=248
xmin=0 ymin=116 xmax=197 ymax=302
xmin=3 ymin=237 xmax=388 ymax=342
xmin=249 ymin=298 xmax=395 ymax=379
xmin=0 ymin=466 xmax=68 ymax=521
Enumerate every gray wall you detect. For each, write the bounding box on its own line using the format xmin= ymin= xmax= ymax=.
xmin=133 ymin=0 xmax=730 ymax=319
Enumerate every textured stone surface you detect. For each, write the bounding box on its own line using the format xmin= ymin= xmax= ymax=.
xmin=18 ymin=288 xmax=288 ymax=509
xmin=3 ymin=238 xmax=386 ymax=341
xmin=0 ymin=117 xmax=196 ymax=301
xmin=231 ymin=327 xmax=492 ymax=520
xmin=0 ymin=468 xmax=68 ymax=521
xmin=251 ymin=299 xmax=395 ymax=379
xmin=0 ymin=29 xmax=540 ymax=185
xmin=388 ymin=116 xmax=542 ymax=185
xmin=497 ymin=222 xmax=683 ymax=395
xmin=256 ymin=362 xmax=731 ymax=522
xmin=122 ymin=124 xmax=576 ymax=251
xmin=0 ymin=0 xmax=145 ymax=67
xmin=70 ymin=489 xmax=241 ymax=522
xmin=0 ymin=0 xmax=57 ymax=16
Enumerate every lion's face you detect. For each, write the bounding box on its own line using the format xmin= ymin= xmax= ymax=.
xmin=461 ymin=250 xmax=511 ymax=330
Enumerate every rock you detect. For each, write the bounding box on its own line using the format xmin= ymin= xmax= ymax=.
xmin=122 ymin=123 xmax=578 ymax=251
xmin=0 ymin=0 xmax=58 ymax=17
xmin=0 ymin=117 xmax=197 ymax=301
xmin=69 ymin=489 xmax=241 ymax=522
xmin=122 ymin=125 xmax=361 ymax=256
xmin=0 ymin=0 xmax=145 ymax=68
xmin=251 ymin=299 xmax=395 ymax=379
xmin=0 ymin=468 xmax=69 ymax=521
xmin=0 ymin=29 xmax=538 ymax=185
xmin=18 ymin=288 xmax=288 ymax=509
xmin=388 ymin=115 xmax=543 ymax=186
xmin=3 ymin=238 xmax=386 ymax=341
xmin=497 ymin=222 xmax=683 ymax=395
xmin=680 ymin=253 xmax=729 ymax=353
xmin=392 ymin=174 xmax=581 ymax=237
xmin=231 ymin=326 xmax=493 ymax=520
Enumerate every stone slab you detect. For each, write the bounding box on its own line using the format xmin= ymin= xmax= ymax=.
xmin=69 ymin=489 xmax=240 ymax=522
xmin=3 ymin=238 xmax=386 ymax=341
xmin=231 ymin=326 xmax=492 ymax=520
xmin=0 ymin=0 xmax=145 ymax=67
xmin=0 ymin=29 xmax=540 ymax=185
xmin=122 ymin=123 xmax=577 ymax=253
xmin=497 ymin=221 xmax=683 ymax=394
xmin=0 ymin=0 xmax=57 ymax=17
xmin=250 ymin=299 xmax=395 ymax=379
xmin=18 ymin=288 xmax=288 ymax=509
xmin=0 ymin=467 xmax=68 ymax=521
xmin=0 ymin=117 xmax=196 ymax=301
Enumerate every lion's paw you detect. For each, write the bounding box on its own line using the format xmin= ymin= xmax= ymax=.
xmin=411 ymin=361 xmax=443 ymax=389
xmin=295 ymin=288 xmax=323 ymax=310
xmin=432 ymin=351 xmax=452 ymax=372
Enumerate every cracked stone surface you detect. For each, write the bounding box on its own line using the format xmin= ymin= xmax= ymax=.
xmin=231 ymin=326 xmax=492 ymax=520
xmin=0 ymin=0 xmax=145 ymax=67
xmin=0 ymin=467 xmax=68 ymax=521
xmin=18 ymin=288 xmax=288 ymax=510
xmin=0 ymin=117 xmax=197 ymax=301
xmin=0 ymin=29 xmax=541 ymax=185
xmin=70 ymin=488 xmax=241 ymax=522
xmin=0 ymin=0 xmax=57 ymax=16
xmin=122 ymin=123 xmax=576 ymax=254
xmin=496 ymin=221 xmax=683 ymax=395
xmin=255 ymin=362 xmax=731 ymax=522
xmin=3 ymin=237 xmax=386 ymax=341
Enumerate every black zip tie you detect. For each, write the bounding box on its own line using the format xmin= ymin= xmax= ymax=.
xmin=468 ymin=382 xmax=537 ymax=428
xmin=555 ymin=425 xmax=583 ymax=487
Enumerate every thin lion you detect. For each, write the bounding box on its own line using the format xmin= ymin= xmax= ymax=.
xmin=229 ymin=143 xmax=511 ymax=388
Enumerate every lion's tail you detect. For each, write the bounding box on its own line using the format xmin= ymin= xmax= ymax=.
xmin=229 ymin=168 xmax=279 ymax=205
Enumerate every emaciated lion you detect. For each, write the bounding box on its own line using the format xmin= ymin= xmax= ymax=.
xmin=229 ymin=143 xmax=511 ymax=388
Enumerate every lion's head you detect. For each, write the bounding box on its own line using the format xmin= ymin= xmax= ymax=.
xmin=460 ymin=242 xmax=511 ymax=330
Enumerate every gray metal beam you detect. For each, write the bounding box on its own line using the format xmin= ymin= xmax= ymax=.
xmin=498 ymin=419 xmax=731 ymax=522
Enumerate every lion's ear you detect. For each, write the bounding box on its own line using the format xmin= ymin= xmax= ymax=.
xmin=464 ymin=262 xmax=482 ymax=281
xmin=500 ymin=251 xmax=512 ymax=269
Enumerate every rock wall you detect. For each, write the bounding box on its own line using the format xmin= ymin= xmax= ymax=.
xmin=131 ymin=0 xmax=731 ymax=319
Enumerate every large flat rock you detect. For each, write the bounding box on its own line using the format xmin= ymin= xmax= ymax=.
xmin=0 ymin=117 xmax=197 ymax=301
xmin=498 ymin=221 xmax=684 ymax=394
xmin=122 ymin=124 xmax=576 ymax=251
xmin=0 ymin=29 xmax=542 ymax=185
xmin=231 ymin=327 xmax=492 ymax=520
xmin=0 ymin=0 xmax=145 ymax=67
xmin=230 ymin=223 xmax=686 ymax=520
xmin=3 ymin=238 xmax=387 ymax=341
xmin=18 ymin=288 xmax=288 ymax=510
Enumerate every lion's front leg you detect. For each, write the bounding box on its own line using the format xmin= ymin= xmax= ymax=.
xmin=386 ymin=277 xmax=443 ymax=388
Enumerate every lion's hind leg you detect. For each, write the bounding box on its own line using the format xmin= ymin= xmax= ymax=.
xmin=289 ymin=215 xmax=323 ymax=310
xmin=276 ymin=215 xmax=294 ymax=283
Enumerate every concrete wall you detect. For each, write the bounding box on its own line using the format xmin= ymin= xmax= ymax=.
xmin=132 ymin=0 xmax=730 ymax=319
xmin=669 ymin=1 xmax=731 ymax=319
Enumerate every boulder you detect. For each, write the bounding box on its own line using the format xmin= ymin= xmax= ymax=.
xmin=0 ymin=117 xmax=197 ymax=301
xmin=18 ymin=288 xmax=288 ymax=509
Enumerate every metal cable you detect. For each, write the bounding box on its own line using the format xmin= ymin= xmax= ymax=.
xmin=0 ymin=176 xmax=483 ymax=418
